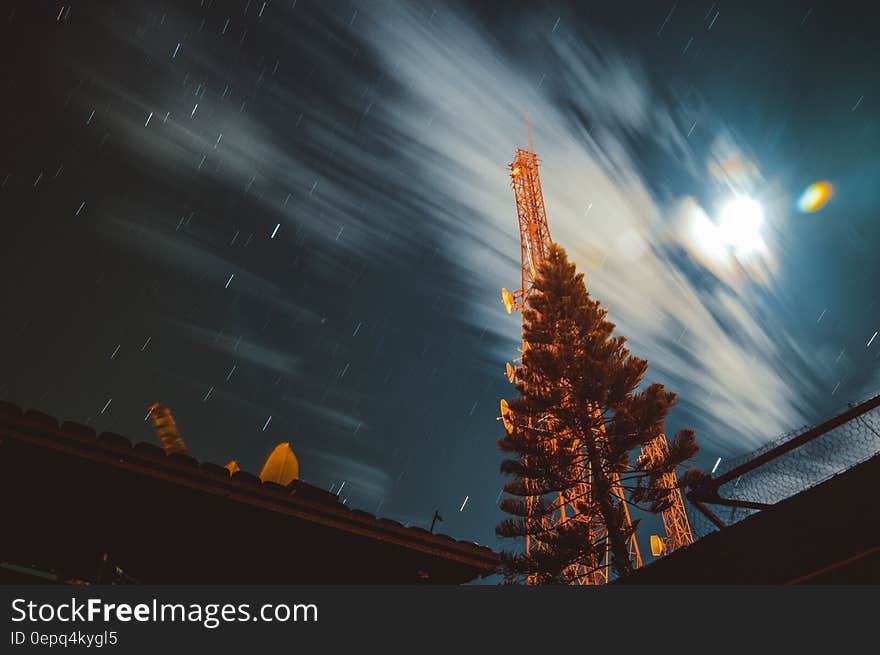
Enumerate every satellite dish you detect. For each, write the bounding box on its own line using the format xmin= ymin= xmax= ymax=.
xmin=499 ymin=399 xmax=514 ymax=434
xmin=259 ymin=442 xmax=300 ymax=486
xmin=505 ymin=362 xmax=516 ymax=383
xmin=501 ymin=288 xmax=515 ymax=314
xmin=650 ymin=534 xmax=666 ymax=557
xmin=224 ymin=460 xmax=240 ymax=476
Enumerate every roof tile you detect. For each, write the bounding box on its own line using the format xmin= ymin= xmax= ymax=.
xmin=60 ymin=421 xmax=96 ymax=439
xmin=167 ymin=452 xmax=199 ymax=468
xmin=0 ymin=401 xmax=22 ymax=417
xmin=200 ymin=462 xmax=232 ymax=478
xmin=97 ymin=432 xmax=132 ymax=449
xmin=231 ymin=470 xmax=261 ymax=486
xmin=133 ymin=442 xmax=166 ymax=459
xmin=23 ymin=410 xmax=58 ymax=429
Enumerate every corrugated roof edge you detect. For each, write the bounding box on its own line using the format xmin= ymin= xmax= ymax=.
xmin=0 ymin=401 xmax=499 ymax=572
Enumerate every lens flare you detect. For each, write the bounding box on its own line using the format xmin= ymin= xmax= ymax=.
xmin=797 ymin=181 xmax=833 ymax=213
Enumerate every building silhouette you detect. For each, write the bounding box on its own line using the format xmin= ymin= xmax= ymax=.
xmin=0 ymin=401 xmax=498 ymax=585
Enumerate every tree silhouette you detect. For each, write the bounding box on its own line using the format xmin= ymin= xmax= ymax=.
xmin=496 ymin=244 xmax=700 ymax=584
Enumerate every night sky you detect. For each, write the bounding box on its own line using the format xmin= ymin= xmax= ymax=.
xmin=2 ymin=0 xmax=878 ymax=560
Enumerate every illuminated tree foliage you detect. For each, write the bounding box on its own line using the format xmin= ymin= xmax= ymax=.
xmin=496 ymin=244 xmax=700 ymax=584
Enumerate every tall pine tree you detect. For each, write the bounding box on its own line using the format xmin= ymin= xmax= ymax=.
xmin=497 ymin=244 xmax=700 ymax=584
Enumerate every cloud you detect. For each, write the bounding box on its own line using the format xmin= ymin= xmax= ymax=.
xmin=285 ymin=396 xmax=366 ymax=435
xmin=358 ymin=4 xmax=827 ymax=450
xmin=69 ymin=2 xmax=837 ymax=459
xmin=301 ymin=449 xmax=392 ymax=500
xmin=70 ymin=4 xmax=454 ymax=269
xmin=100 ymin=214 xmax=323 ymax=325
xmin=156 ymin=315 xmax=302 ymax=378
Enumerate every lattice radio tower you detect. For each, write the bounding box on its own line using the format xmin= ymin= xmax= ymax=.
xmin=499 ymin=117 xmax=691 ymax=584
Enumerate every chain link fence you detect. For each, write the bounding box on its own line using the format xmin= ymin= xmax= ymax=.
xmin=686 ymin=393 xmax=880 ymax=539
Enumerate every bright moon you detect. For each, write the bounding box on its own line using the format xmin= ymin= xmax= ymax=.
xmin=717 ymin=196 xmax=765 ymax=255
xmin=690 ymin=195 xmax=766 ymax=262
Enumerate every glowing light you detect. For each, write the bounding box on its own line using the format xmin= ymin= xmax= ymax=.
xmin=689 ymin=195 xmax=767 ymax=263
xmin=259 ymin=442 xmax=300 ymax=486
xmin=499 ymin=399 xmax=514 ymax=434
xmin=797 ymin=181 xmax=833 ymax=213
xmin=650 ymin=535 xmax=665 ymax=557
xmin=718 ymin=196 xmax=765 ymax=255
xmin=501 ymin=288 xmax=515 ymax=314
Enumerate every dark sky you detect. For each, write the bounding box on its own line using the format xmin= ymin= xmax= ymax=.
xmin=2 ymin=0 xmax=878 ymax=559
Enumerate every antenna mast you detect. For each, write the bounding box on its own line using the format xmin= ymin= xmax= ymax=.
xmin=500 ymin=117 xmax=695 ymax=582
xmin=500 ymin=117 xmax=643 ymax=584
xmin=148 ymin=402 xmax=190 ymax=456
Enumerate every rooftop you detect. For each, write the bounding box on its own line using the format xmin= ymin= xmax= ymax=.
xmin=0 ymin=401 xmax=499 ymax=584
xmin=617 ymin=450 xmax=880 ymax=584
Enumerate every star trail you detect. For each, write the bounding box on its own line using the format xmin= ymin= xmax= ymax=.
xmin=1 ymin=0 xmax=879 ymax=557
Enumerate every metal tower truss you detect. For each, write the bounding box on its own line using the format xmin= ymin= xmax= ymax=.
xmin=500 ymin=121 xmax=643 ymax=584
xmin=510 ymin=147 xmax=552 ymax=304
xmin=642 ymin=434 xmax=694 ymax=555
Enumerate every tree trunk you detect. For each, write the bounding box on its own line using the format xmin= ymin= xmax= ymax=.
xmin=583 ymin=423 xmax=633 ymax=577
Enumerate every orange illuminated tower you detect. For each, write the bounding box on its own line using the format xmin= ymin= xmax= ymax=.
xmin=643 ymin=435 xmax=694 ymax=556
xmin=500 ymin=117 xmax=642 ymax=584
xmin=503 ymin=119 xmax=552 ymax=314
xmin=500 ymin=118 xmax=693 ymax=582
xmin=148 ymin=402 xmax=190 ymax=456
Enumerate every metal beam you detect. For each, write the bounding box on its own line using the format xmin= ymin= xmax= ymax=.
xmin=689 ymin=499 xmax=727 ymax=530
xmin=696 ymin=496 xmax=774 ymax=512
